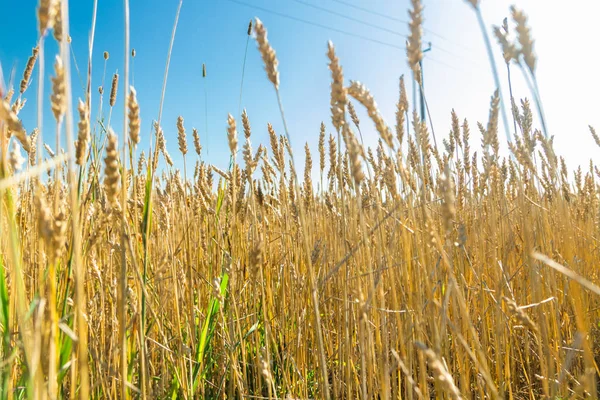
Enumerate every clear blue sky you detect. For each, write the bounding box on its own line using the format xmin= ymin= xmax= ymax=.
xmin=1 ymin=0 xmax=599 ymax=174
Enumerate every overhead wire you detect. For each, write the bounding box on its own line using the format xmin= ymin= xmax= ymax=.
xmin=290 ymin=0 xmax=485 ymax=67
xmin=327 ymin=0 xmax=482 ymax=56
xmin=223 ymin=0 xmax=478 ymax=75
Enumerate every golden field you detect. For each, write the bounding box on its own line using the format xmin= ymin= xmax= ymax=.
xmin=0 ymin=0 xmax=599 ymax=399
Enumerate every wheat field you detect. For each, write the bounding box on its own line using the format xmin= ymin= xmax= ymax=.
xmin=0 ymin=0 xmax=599 ymax=399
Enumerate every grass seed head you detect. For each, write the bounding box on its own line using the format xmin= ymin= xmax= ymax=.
xmin=177 ymin=116 xmax=187 ymax=155
xmin=254 ymin=18 xmax=280 ymax=90
xmin=75 ymin=99 xmax=90 ymax=165
xmin=50 ymin=55 xmax=66 ymax=121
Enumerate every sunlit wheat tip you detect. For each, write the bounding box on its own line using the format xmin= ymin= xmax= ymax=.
xmin=50 ymin=55 xmax=66 ymax=120
xmin=343 ymin=125 xmax=364 ymax=185
xmin=20 ymin=46 xmax=39 ymax=94
xmin=227 ymin=113 xmax=238 ymax=156
xmin=243 ymin=138 xmax=255 ymax=176
xmin=511 ymin=6 xmax=536 ymax=73
xmin=29 ymin=128 xmax=39 ymax=165
xmin=396 ymin=75 xmax=408 ymax=145
xmin=193 ymin=128 xmax=202 ymax=156
xmin=493 ymin=25 xmax=517 ymax=65
xmin=103 ymin=129 xmax=120 ymax=206
xmin=177 ymin=116 xmax=187 ymax=155
xmin=589 ymin=126 xmax=600 ymax=148
xmin=348 ymin=101 xmax=360 ymax=128
xmin=37 ymin=0 xmax=57 ymax=34
xmin=318 ymin=122 xmax=325 ymax=174
xmin=254 ymin=18 xmax=280 ymax=90
xmin=128 ymin=86 xmax=140 ymax=146
xmin=52 ymin=0 xmax=62 ymax=42
xmin=109 ymin=73 xmax=119 ymax=107
xmin=347 ymin=80 xmax=394 ymax=149
xmin=327 ymin=41 xmax=347 ymax=132
xmin=242 ymin=109 xmax=252 ymax=139
xmin=407 ymin=0 xmax=424 ymax=83
xmin=75 ymin=99 xmax=90 ymax=165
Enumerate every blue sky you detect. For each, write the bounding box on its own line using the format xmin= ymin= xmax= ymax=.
xmin=1 ymin=0 xmax=599 ymax=175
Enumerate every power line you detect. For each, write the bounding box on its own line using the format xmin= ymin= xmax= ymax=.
xmin=223 ymin=0 xmax=474 ymax=74
xmin=225 ymin=0 xmax=405 ymax=50
xmin=290 ymin=0 xmax=407 ymax=39
xmin=327 ymin=0 xmax=481 ymax=57
xmin=290 ymin=0 xmax=485 ymax=67
xmin=329 ymin=0 xmax=408 ymax=24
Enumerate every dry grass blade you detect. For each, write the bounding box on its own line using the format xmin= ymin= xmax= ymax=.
xmin=532 ymin=252 xmax=600 ymax=296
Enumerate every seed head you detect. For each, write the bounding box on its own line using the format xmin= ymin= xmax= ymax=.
xmin=177 ymin=116 xmax=187 ymax=155
xmin=75 ymin=99 xmax=90 ymax=165
xmin=227 ymin=113 xmax=238 ymax=156
xmin=511 ymin=6 xmax=536 ymax=73
xmin=407 ymin=0 xmax=424 ymax=83
xmin=128 ymin=86 xmax=140 ymax=146
xmin=242 ymin=109 xmax=252 ymax=139
xmin=50 ymin=56 xmax=66 ymax=121
xmin=0 ymin=99 xmax=30 ymax=152
xmin=254 ymin=18 xmax=280 ymax=90
xmin=20 ymin=46 xmax=39 ymax=95
xmin=109 ymin=73 xmax=119 ymax=107
xmin=347 ymin=80 xmax=394 ymax=149
xmin=103 ymin=129 xmax=121 ymax=206
xmin=327 ymin=41 xmax=347 ymax=132
xmin=38 ymin=0 xmax=57 ymax=34
xmin=193 ymin=128 xmax=202 ymax=156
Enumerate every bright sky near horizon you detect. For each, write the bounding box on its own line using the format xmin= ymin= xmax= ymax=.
xmin=1 ymin=0 xmax=599 ymax=177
